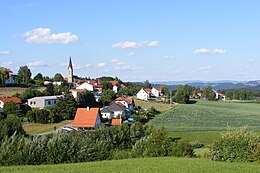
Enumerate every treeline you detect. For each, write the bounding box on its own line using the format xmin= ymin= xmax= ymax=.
xmin=0 ymin=124 xmax=194 ymax=166
xmin=220 ymin=89 xmax=260 ymax=100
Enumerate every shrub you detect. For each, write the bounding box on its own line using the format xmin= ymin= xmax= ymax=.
xmin=211 ymin=127 xmax=260 ymax=162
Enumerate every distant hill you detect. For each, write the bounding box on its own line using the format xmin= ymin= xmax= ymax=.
xmin=151 ymin=80 xmax=260 ymax=91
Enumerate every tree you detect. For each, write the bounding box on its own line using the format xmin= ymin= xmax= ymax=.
xmin=17 ymin=88 xmax=42 ymax=102
xmin=55 ymin=93 xmax=77 ymax=120
xmin=3 ymin=101 xmax=20 ymax=115
xmin=102 ymin=81 xmax=113 ymax=90
xmin=77 ymin=91 xmax=96 ymax=108
xmin=33 ymin=73 xmax=43 ymax=81
xmin=0 ymin=68 xmax=9 ymax=85
xmin=101 ymin=89 xmax=116 ymax=106
xmin=33 ymin=73 xmax=44 ymax=86
xmin=173 ymin=85 xmax=190 ymax=104
xmin=202 ymin=87 xmax=216 ymax=101
xmin=0 ymin=114 xmax=25 ymax=140
xmin=15 ymin=66 xmax=32 ymax=85
xmin=144 ymin=80 xmax=151 ymax=88
xmin=53 ymin=73 xmax=64 ymax=82
xmin=161 ymin=86 xmax=169 ymax=96
xmin=44 ymin=83 xmax=54 ymax=95
xmin=35 ymin=109 xmax=50 ymax=124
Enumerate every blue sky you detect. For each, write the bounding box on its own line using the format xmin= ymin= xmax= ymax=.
xmin=0 ymin=0 xmax=260 ymax=82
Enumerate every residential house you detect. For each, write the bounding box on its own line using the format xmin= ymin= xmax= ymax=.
xmin=0 ymin=96 xmax=22 ymax=112
xmin=100 ymin=102 xmax=129 ymax=119
xmin=114 ymin=97 xmax=134 ymax=111
xmin=27 ymin=95 xmax=62 ymax=108
xmin=213 ymin=90 xmax=226 ymax=101
xmin=151 ymin=87 xmax=163 ymax=97
xmin=72 ymin=107 xmax=101 ymax=129
xmin=0 ymin=68 xmax=17 ymax=85
xmin=108 ymin=80 xmax=126 ymax=93
xmin=70 ymin=89 xmax=86 ymax=99
xmin=76 ymin=80 xmax=103 ymax=93
xmin=136 ymin=88 xmax=151 ymax=100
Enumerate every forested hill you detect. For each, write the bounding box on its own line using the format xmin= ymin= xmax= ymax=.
xmin=150 ymin=80 xmax=260 ymax=91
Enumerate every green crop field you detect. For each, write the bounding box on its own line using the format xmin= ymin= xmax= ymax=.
xmin=0 ymin=157 xmax=259 ymax=173
xmin=134 ymin=99 xmax=172 ymax=112
xmin=147 ymin=100 xmax=260 ymax=132
xmin=0 ymin=87 xmax=45 ymax=97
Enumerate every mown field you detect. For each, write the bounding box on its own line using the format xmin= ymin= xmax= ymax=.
xmin=148 ymin=100 xmax=260 ymax=131
xmin=0 ymin=157 xmax=259 ymax=173
xmin=0 ymin=86 xmax=45 ymax=97
xmin=23 ymin=120 xmax=73 ymax=135
xmin=134 ymin=99 xmax=172 ymax=112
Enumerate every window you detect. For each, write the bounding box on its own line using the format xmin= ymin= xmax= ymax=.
xmin=30 ymin=102 xmax=33 ymax=105
xmin=48 ymin=101 xmax=51 ymax=105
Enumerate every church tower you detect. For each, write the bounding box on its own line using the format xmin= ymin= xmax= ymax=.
xmin=68 ymin=57 xmax=73 ymax=83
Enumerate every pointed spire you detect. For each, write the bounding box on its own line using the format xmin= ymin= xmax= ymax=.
xmin=68 ymin=56 xmax=73 ymax=69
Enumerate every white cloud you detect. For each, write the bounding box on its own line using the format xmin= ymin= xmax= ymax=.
xmin=23 ymin=28 xmax=78 ymax=44
xmin=116 ymin=62 xmax=126 ymax=65
xmin=112 ymin=41 xmax=159 ymax=49
xmin=96 ymin=63 xmax=106 ymax=67
xmin=27 ymin=61 xmax=48 ymax=68
xmin=0 ymin=50 xmax=11 ymax=55
xmin=193 ymin=48 xmax=211 ymax=54
xmin=248 ymin=58 xmax=254 ymax=63
xmin=1 ymin=61 xmax=13 ymax=66
xmin=193 ymin=48 xmax=226 ymax=54
xmin=85 ymin=64 xmax=91 ymax=68
xmin=212 ymin=49 xmax=226 ymax=54
xmin=111 ymin=58 xmax=119 ymax=63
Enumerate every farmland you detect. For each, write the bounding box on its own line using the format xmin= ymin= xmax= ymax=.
xmin=134 ymin=99 xmax=172 ymax=112
xmin=147 ymin=100 xmax=260 ymax=132
xmin=0 ymin=157 xmax=259 ymax=173
xmin=0 ymin=87 xmax=45 ymax=97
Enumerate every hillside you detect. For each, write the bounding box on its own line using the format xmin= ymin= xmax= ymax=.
xmin=0 ymin=157 xmax=259 ymax=173
xmin=147 ymin=100 xmax=260 ymax=131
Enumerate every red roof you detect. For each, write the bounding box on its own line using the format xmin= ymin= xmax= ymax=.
xmin=70 ymin=89 xmax=86 ymax=93
xmin=115 ymin=97 xmax=133 ymax=104
xmin=120 ymin=84 xmax=126 ymax=88
xmin=72 ymin=108 xmax=100 ymax=128
xmin=0 ymin=96 xmax=21 ymax=104
xmin=0 ymin=67 xmax=13 ymax=73
xmin=108 ymin=80 xmax=118 ymax=86
xmin=144 ymin=88 xmax=151 ymax=93
xmin=155 ymin=87 xmax=162 ymax=91
xmin=111 ymin=119 xmax=121 ymax=126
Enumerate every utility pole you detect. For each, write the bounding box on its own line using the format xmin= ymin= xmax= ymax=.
xmin=170 ymin=90 xmax=172 ymax=107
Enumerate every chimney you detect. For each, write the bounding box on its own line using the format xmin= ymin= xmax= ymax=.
xmin=87 ymin=107 xmax=90 ymax=111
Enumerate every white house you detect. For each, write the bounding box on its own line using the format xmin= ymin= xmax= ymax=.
xmin=151 ymin=87 xmax=163 ymax=97
xmin=114 ymin=97 xmax=134 ymax=111
xmin=100 ymin=102 xmax=128 ymax=119
xmin=0 ymin=96 xmax=22 ymax=112
xmin=136 ymin=88 xmax=151 ymax=101
xmin=70 ymin=89 xmax=86 ymax=99
xmin=27 ymin=95 xmax=62 ymax=108
xmin=76 ymin=82 xmax=95 ymax=91
xmin=214 ymin=91 xmax=226 ymax=101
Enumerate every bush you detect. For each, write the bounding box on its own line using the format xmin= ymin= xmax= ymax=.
xmin=211 ymin=127 xmax=260 ymax=162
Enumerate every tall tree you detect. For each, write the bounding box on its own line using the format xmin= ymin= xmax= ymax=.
xmin=101 ymin=89 xmax=116 ymax=106
xmin=55 ymin=93 xmax=77 ymax=120
xmin=33 ymin=73 xmax=43 ymax=80
xmin=0 ymin=68 xmax=9 ymax=85
xmin=102 ymin=81 xmax=113 ymax=90
xmin=144 ymin=80 xmax=151 ymax=88
xmin=53 ymin=73 xmax=64 ymax=82
xmin=3 ymin=101 xmax=20 ymax=115
xmin=202 ymin=87 xmax=216 ymax=101
xmin=15 ymin=66 xmax=32 ymax=85
xmin=77 ymin=91 xmax=96 ymax=108
xmin=173 ymin=85 xmax=190 ymax=104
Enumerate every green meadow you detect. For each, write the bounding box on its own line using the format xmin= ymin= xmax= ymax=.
xmin=0 ymin=157 xmax=259 ymax=173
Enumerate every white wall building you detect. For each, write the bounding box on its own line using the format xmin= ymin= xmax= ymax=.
xmin=27 ymin=95 xmax=62 ymax=108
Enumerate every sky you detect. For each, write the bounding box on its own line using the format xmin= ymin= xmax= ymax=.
xmin=0 ymin=0 xmax=260 ymax=82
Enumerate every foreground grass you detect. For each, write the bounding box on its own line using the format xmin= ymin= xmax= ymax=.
xmin=23 ymin=120 xmax=73 ymax=135
xmin=0 ymin=86 xmax=45 ymax=97
xmin=148 ymin=100 xmax=260 ymax=131
xmin=134 ymin=99 xmax=172 ymax=112
xmin=0 ymin=157 xmax=259 ymax=173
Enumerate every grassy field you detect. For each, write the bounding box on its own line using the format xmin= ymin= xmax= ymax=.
xmin=0 ymin=86 xmax=45 ymax=97
xmin=134 ymin=99 xmax=172 ymax=112
xmin=147 ymin=100 xmax=260 ymax=132
xmin=0 ymin=157 xmax=259 ymax=173
xmin=23 ymin=120 xmax=73 ymax=135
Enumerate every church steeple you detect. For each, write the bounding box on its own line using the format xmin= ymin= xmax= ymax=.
xmin=68 ymin=57 xmax=73 ymax=83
